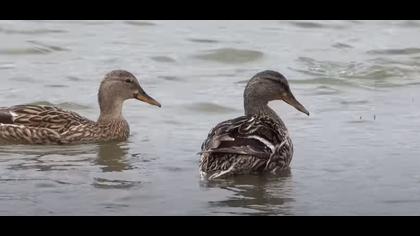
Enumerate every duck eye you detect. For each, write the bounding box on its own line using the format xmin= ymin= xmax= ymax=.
xmin=125 ymin=79 xmax=132 ymax=83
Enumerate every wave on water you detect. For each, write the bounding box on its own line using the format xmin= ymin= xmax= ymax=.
xmin=194 ymin=48 xmax=264 ymax=64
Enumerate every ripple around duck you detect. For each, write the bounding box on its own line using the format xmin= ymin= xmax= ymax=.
xmin=332 ymin=43 xmax=353 ymax=49
xmin=367 ymin=48 xmax=420 ymax=55
xmin=398 ymin=20 xmax=420 ymax=28
xmin=158 ymin=75 xmax=184 ymax=82
xmin=0 ymin=41 xmax=68 ymax=56
xmin=382 ymin=199 xmax=420 ymax=204
xmin=188 ymin=38 xmax=220 ymax=44
xmin=291 ymin=77 xmax=360 ymax=88
xmin=294 ymin=56 xmax=420 ymax=88
xmin=0 ymin=47 xmax=52 ymax=55
xmin=194 ymin=48 xmax=264 ymax=64
xmin=124 ymin=21 xmax=156 ymax=26
xmin=93 ymin=178 xmax=141 ymax=189
xmin=235 ymin=80 xmax=249 ymax=85
xmin=312 ymin=85 xmax=342 ymax=95
xmin=287 ymin=21 xmax=347 ymax=29
xmin=288 ymin=21 xmax=325 ymax=28
xmin=150 ymin=56 xmax=176 ymax=63
xmin=183 ymin=102 xmax=239 ymax=114
xmin=340 ymin=100 xmax=369 ymax=105
xmin=294 ymin=56 xmax=361 ymax=78
xmin=372 ymin=57 xmax=420 ymax=68
xmin=64 ymin=20 xmax=114 ymax=25
xmin=66 ymin=76 xmax=84 ymax=82
xmin=27 ymin=40 xmax=69 ymax=52
xmin=45 ymin=84 xmax=68 ymax=88
xmin=0 ymin=27 xmax=66 ymax=35
xmin=9 ymin=76 xmax=36 ymax=82
xmin=0 ymin=144 xmax=98 ymax=157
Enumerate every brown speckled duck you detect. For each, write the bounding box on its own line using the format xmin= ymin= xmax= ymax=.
xmin=0 ymin=70 xmax=161 ymax=145
xmin=199 ymin=70 xmax=309 ymax=179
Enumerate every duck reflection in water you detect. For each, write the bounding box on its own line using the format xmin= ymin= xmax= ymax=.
xmin=201 ymin=168 xmax=294 ymax=215
xmin=95 ymin=142 xmax=132 ymax=172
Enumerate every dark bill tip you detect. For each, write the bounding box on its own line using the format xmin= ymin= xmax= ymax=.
xmin=135 ymin=93 xmax=161 ymax=108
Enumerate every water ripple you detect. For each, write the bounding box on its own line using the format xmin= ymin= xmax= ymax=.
xmin=124 ymin=21 xmax=156 ymax=26
xmin=158 ymin=75 xmax=184 ymax=82
xmin=0 ymin=27 xmax=66 ymax=35
xmin=93 ymin=178 xmax=141 ymax=189
xmin=27 ymin=40 xmax=69 ymax=52
xmin=332 ymin=43 xmax=353 ymax=49
xmin=294 ymin=56 xmax=420 ymax=88
xmin=367 ymin=48 xmax=420 ymax=55
xmin=188 ymin=38 xmax=219 ymax=44
xmin=183 ymin=102 xmax=238 ymax=113
xmin=0 ymin=47 xmax=53 ymax=55
xmin=150 ymin=56 xmax=176 ymax=63
xmin=194 ymin=48 xmax=264 ymax=64
xmin=289 ymin=21 xmax=325 ymax=28
xmin=288 ymin=21 xmax=348 ymax=29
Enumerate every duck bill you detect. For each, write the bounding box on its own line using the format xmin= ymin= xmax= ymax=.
xmin=284 ymin=94 xmax=309 ymax=116
xmin=135 ymin=92 xmax=161 ymax=107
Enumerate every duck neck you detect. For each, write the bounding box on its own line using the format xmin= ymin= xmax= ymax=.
xmin=97 ymin=97 xmax=125 ymax=124
xmin=244 ymin=95 xmax=280 ymax=122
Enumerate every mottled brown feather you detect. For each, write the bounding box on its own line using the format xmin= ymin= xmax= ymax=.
xmin=200 ymin=114 xmax=293 ymax=179
xmin=0 ymin=105 xmax=129 ymax=145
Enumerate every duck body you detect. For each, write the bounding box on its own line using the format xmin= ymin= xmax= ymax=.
xmin=0 ymin=70 xmax=160 ymax=145
xmin=0 ymin=105 xmax=129 ymax=145
xmin=199 ymin=70 xmax=308 ymax=179
xmin=200 ymin=113 xmax=293 ymax=179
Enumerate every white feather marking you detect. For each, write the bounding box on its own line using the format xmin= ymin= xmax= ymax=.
xmin=219 ymin=135 xmax=235 ymax=141
xmin=8 ymin=111 xmax=18 ymax=122
xmin=208 ymin=159 xmax=240 ymax=180
xmin=246 ymin=135 xmax=275 ymax=152
xmin=0 ymin=123 xmax=25 ymax=128
xmin=243 ymin=122 xmax=254 ymax=131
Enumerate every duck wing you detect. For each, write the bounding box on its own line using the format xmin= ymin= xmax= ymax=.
xmin=0 ymin=105 xmax=96 ymax=144
xmin=201 ymin=115 xmax=288 ymax=160
xmin=0 ymin=105 xmax=93 ymax=133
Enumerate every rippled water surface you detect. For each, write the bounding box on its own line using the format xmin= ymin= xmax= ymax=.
xmin=1 ymin=20 xmax=420 ymax=215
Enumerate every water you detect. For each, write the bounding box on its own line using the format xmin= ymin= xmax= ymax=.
xmin=1 ymin=20 xmax=420 ymax=215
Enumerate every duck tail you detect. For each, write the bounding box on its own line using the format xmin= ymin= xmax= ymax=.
xmin=0 ymin=108 xmax=13 ymax=124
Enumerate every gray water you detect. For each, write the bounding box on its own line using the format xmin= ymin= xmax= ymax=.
xmin=1 ymin=20 xmax=420 ymax=215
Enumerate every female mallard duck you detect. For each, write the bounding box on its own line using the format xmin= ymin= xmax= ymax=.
xmin=199 ymin=70 xmax=309 ymax=179
xmin=0 ymin=70 xmax=161 ymax=145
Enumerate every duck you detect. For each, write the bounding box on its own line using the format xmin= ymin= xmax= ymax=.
xmin=199 ymin=70 xmax=309 ymax=179
xmin=0 ymin=70 xmax=161 ymax=145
